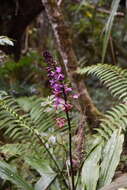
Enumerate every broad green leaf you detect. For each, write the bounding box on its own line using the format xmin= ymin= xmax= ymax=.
xmin=35 ymin=175 xmax=56 ymax=190
xmin=102 ymin=0 xmax=120 ymax=62
xmin=98 ymin=129 xmax=124 ymax=188
xmin=25 ymin=156 xmax=57 ymax=190
xmin=81 ymin=144 xmax=102 ymax=190
xmin=0 ymin=36 xmax=14 ymax=46
xmin=0 ymin=160 xmax=33 ymax=190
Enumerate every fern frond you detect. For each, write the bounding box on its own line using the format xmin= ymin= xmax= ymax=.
xmin=0 ymin=92 xmax=73 ymax=175
xmin=78 ymin=64 xmax=127 ymax=102
xmin=95 ymin=103 xmax=127 ymax=140
xmin=0 ymin=143 xmax=30 ymax=156
xmin=29 ymin=96 xmax=57 ymax=132
xmin=17 ymin=95 xmax=76 ymax=133
xmin=0 ymin=91 xmax=47 ymax=154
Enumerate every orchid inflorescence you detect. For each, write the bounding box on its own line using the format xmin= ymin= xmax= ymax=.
xmin=43 ymin=51 xmax=76 ymax=127
xmin=43 ymin=51 xmax=74 ymax=110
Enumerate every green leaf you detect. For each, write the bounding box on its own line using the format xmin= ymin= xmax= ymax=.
xmin=81 ymin=144 xmax=102 ymax=190
xmin=50 ymin=179 xmax=62 ymax=190
xmin=98 ymin=129 xmax=124 ymax=188
xmin=25 ymin=156 xmax=57 ymax=190
xmin=102 ymin=0 xmax=120 ymax=62
xmin=0 ymin=36 xmax=14 ymax=46
xmin=35 ymin=175 xmax=56 ymax=190
xmin=0 ymin=160 xmax=33 ymax=190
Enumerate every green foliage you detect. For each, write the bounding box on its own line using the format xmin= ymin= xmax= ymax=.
xmin=98 ymin=129 xmax=123 ymax=188
xmin=0 ymin=91 xmax=39 ymax=145
xmin=0 ymin=160 xmax=33 ymax=190
xmin=0 ymin=2 xmax=126 ymax=189
xmin=25 ymin=156 xmax=57 ymax=190
xmin=78 ymin=64 xmax=127 ymax=102
xmin=102 ymin=0 xmax=120 ymax=62
xmin=77 ymin=63 xmax=127 ymax=189
xmin=81 ymin=144 xmax=102 ymax=190
xmin=0 ymin=51 xmax=43 ymax=76
xmin=0 ymin=51 xmax=46 ymax=97
xmin=0 ymin=55 xmax=126 ymax=189
xmin=0 ymin=91 xmax=65 ymax=151
xmin=0 ymin=91 xmax=70 ymax=189
xmin=0 ymin=156 xmax=57 ymax=190
xmin=81 ymin=129 xmax=124 ymax=190
xmin=77 ymin=63 xmax=127 ymax=135
xmin=98 ymin=103 xmax=127 ymax=137
xmin=0 ymin=88 xmax=125 ymax=190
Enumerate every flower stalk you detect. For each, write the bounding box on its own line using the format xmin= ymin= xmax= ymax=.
xmin=63 ymin=90 xmax=75 ymax=190
xmin=43 ymin=51 xmax=75 ymax=190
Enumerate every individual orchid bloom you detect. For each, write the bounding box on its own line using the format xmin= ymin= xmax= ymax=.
xmin=73 ymin=94 xmax=79 ymax=99
xmin=56 ymin=117 xmax=67 ymax=128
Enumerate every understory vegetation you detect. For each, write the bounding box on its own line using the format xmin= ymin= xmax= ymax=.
xmin=0 ymin=0 xmax=127 ymax=190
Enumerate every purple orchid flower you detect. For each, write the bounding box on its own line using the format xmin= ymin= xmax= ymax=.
xmin=43 ymin=51 xmax=73 ymax=111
